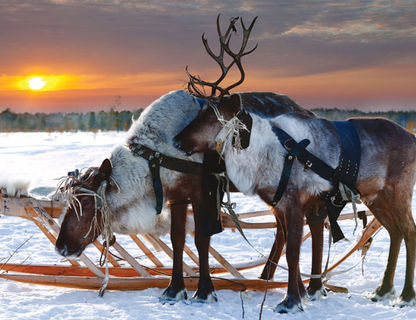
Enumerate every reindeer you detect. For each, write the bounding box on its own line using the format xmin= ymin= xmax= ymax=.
xmin=55 ymin=15 xmax=318 ymax=304
xmin=174 ymin=43 xmax=416 ymax=312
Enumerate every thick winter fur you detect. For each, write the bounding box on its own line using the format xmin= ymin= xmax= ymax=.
xmin=0 ymin=179 xmax=30 ymax=198
xmin=106 ymin=91 xmax=203 ymax=234
xmin=238 ymin=92 xmax=315 ymax=119
xmin=225 ymin=113 xmax=339 ymax=199
xmin=175 ymin=104 xmax=416 ymax=311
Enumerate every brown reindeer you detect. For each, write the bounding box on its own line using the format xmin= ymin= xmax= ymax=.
xmin=55 ymin=15 xmax=320 ymax=304
xmin=174 ymin=92 xmax=416 ymax=312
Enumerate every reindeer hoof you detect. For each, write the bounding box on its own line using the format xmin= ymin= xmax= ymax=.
xmin=307 ymin=286 xmax=327 ymax=301
xmin=191 ymin=291 xmax=218 ymax=303
xmin=159 ymin=288 xmax=188 ymax=304
xmin=393 ymin=296 xmax=416 ymax=308
xmin=368 ymin=288 xmax=396 ymax=302
xmin=273 ymin=296 xmax=304 ymax=313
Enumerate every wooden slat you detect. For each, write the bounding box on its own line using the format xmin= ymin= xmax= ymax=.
xmin=231 ymin=210 xmax=272 ymax=219
xmin=183 ymin=244 xmax=200 ymax=266
xmin=111 ymin=241 xmax=151 ymax=276
xmin=208 ymin=246 xmax=244 ymax=278
xmin=0 ymin=258 xmax=268 ymax=277
xmin=1 ymin=197 xmax=64 ymax=218
xmin=221 ymin=214 xmax=277 ymax=229
xmin=0 ymin=273 xmax=302 ymax=291
xmin=143 ymin=234 xmax=163 ymax=252
xmin=146 ymin=235 xmax=197 ymax=277
xmin=31 ymin=219 xmax=80 ymax=267
xmin=130 ymin=235 xmax=163 ymax=267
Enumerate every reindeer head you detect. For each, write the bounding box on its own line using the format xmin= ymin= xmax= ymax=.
xmin=55 ymin=159 xmax=117 ymax=257
xmin=174 ymin=94 xmax=248 ymax=155
xmin=174 ymin=15 xmax=256 ymax=156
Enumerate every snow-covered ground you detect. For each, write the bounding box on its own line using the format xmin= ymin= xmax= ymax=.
xmin=1 ymin=131 xmax=415 ymax=319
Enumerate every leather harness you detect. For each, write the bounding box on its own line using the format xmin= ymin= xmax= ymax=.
xmin=129 ymin=102 xmax=361 ymax=243
xmin=271 ymin=121 xmax=361 ymax=242
xmin=129 ymin=143 xmax=205 ymax=214
xmin=224 ymin=106 xmax=361 ymax=242
xmin=129 ymin=143 xmax=226 ymax=237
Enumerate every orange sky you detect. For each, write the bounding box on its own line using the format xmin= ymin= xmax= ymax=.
xmin=1 ymin=1 xmax=415 ymax=113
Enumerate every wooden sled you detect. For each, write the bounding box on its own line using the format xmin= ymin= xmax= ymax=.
xmin=0 ymin=188 xmax=382 ymax=292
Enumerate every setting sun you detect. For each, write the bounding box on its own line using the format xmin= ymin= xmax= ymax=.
xmin=28 ymin=77 xmax=46 ymax=90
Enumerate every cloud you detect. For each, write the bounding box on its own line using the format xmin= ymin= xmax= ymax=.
xmin=0 ymin=0 xmax=415 ymax=110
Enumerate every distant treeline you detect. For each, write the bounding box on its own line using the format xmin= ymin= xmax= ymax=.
xmin=0 ymin=108 xmax=143 ymax=132
xmin=311 ymin=108 xmax=416 ymax=131
xmin=0 ymin=107 xmax=415 ymax=132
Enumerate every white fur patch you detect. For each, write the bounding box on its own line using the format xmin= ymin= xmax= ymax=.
xmin=223 ymin=113 xmax=340 ymax=208
xmin=102 ymin=91 xmax=202 ymax=236
xmin=0 ymin=179 xmax=30 ymax=198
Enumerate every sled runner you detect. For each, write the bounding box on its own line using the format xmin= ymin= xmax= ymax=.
xmin=0 ymin=188 xmax=381 ymax=292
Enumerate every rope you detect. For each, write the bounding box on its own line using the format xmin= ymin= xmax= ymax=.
xmin=339 ymin=183 xmax=362 ymax=234
xmin=210 ymin=103 xmax=249 ymax=157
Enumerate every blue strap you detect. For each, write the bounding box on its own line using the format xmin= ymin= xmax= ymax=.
xmin=331 ymin=121 xmax=361 ymax=190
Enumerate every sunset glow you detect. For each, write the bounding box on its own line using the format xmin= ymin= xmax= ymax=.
xmin=0 ymin=1 xmax=415 ymax=112
xmin=28 ymin=77 xmax=46 ymax=90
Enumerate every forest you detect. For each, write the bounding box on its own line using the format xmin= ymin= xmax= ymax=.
xmin=0 ymin=107 xmax=415 ymax=132
xmin=0 ymin=108 xmax=143 ymax=132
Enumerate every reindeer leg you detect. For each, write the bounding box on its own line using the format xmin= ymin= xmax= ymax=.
xmin=365 ymin=194 xmax=406 ymax=303
xmin=191 ymin=197 xmax=217 ymax=303
xmin=307 ymin=220 xmax=326 ymax=299
xmin=274 ymin=206 xmax=305 ymax=313
xmin=159 ymin=203 xmax=188 ymax=303
xmin=260 ymin=209 xmax=287 ymax=280
xmin=397 ymin=219 xmax=416 ymax=305
xmin=392 ymin=198 xmax=416 ymax=306
xmin=371 ymin=226 xmax=402 ymax=302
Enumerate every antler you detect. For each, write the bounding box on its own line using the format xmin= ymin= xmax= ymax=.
xmin=186 ymin=14 xmax=258 ymax=101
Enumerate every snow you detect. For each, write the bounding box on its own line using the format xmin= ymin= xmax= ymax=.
xmin=1 ymin=131 xmax=415 ymax=319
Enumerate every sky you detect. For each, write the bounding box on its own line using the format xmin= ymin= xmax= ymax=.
xmin=0 ymin=0 xmax=415 ymax=113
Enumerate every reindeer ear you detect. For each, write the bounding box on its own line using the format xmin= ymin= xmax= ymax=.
xmin=98 ymin=158 xmax=112 ymax=179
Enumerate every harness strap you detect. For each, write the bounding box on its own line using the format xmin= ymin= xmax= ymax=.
xmin=271 ymin=153 xmax=295 ymax=206
xmin=148 ymin=156 xmax=164 ymax=214
xmin=270 ymin=125 xmax=361 ymax=243
xmin=129 ymin=143 xmax=205 ymax=176
xmin=272 ymin=126 xmax=335 ymax=182
xmin=129 ymin=143 xmax=216 ymax=216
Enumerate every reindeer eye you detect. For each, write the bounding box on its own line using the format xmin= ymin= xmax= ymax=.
xmin=82 ymin=198 xmax=91 ymax=206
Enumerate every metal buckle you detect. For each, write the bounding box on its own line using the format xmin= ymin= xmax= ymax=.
xmin=305 ymin=160 xmax=312 ymax=168
xmin=283 ymin=139 xmax=293 ymax=151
